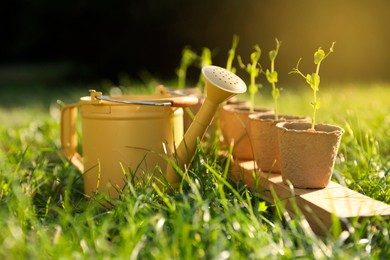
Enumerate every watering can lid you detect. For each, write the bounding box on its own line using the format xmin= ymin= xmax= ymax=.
xmin=80 ymin=89 xmax=199 ymax=107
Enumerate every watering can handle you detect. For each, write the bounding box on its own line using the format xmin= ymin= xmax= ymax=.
xmin=95 ymin=95 xmax=198 ymax=107
xmin=60 ymin=104 xmax=84 ymax=172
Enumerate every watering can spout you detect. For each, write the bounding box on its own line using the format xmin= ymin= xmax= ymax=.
xmin=165 ymin=65 xmax=247 ymax=186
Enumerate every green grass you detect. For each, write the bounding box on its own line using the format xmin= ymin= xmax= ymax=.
xmin=1 ymin=82 xmax=390 ymax=259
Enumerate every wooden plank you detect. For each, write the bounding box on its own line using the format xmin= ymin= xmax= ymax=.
xmin=230 ymin=160 xmax=390 ymax=235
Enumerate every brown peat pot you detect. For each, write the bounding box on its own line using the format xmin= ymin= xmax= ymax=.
xmin=276 ymin=122 xmax=344 ymax=189
xmin=220 ymin=105 xmax=273 ymax=161
xmin=249 ymin=114 xmax=310 ymax=173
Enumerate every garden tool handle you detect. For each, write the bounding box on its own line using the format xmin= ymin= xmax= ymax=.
xmin=60 ymin=104 xmax=84 ymax=172
xmin=154 ymin=85 xmax=200 ymax=107
xmin=95 ymin=95 xmax=198 ymax=108
xmin=170 ymin=96 xmax=199 ymax=107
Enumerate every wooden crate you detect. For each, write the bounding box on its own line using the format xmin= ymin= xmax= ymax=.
xmin=230 ymin=160 xmax=390 ymax=235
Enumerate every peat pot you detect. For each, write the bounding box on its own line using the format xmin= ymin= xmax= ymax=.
xmin=219 ymin=105 xmax=273 ymax=161
xmin=249 ymin=114 xmax=309 ymax=173
xmin=276 ymin=122 xmax=344 ymax=188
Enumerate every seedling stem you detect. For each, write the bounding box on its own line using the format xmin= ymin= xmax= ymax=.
xmin=238 ymin=45 xmax=262 ymax=113
xmin=290 ymin=42 xmax=335 ymax=129
xmin=264 ymin=38 xmax=281 ymax=120
xmin=226 ymin=34 xmax=239 ymax=73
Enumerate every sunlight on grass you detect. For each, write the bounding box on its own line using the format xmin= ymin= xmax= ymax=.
xmin=0 ymin=83 xmax=390 ymax=258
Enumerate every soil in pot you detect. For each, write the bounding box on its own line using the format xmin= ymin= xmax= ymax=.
xmin=220 ymin=105 xmax=273 ymax=161
xmin=249 ymin=114 xmax=310 ymax=173
xmin=276 ymin=122 xmax=344 ymax=189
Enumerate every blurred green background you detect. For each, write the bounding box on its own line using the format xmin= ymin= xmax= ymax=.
xmin=1 ymin=0 xmax=390 ymax=85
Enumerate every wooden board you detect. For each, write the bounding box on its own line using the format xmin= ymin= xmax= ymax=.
xmin=230 ymin=160 xmax=390 ymax=235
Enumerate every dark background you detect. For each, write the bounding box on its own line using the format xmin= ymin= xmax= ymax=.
xmin=1 ymin=0 xmax=390 ymax=86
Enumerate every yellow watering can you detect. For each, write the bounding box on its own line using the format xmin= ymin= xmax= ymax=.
xmin=61 ymin=65 xmax=246 ymax=196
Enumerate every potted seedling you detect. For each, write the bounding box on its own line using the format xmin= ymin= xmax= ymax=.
xmin=249 ymin=39 xmax=309 ymax=173
xmin=158 ymin=45 xmax=199 ymax=97
xmin=226 ymin=34 xmax=239 ymax=73
xmin=220 ymin=44 xmax=272 ymax=161
xmin=224 ymin=34 xmax=248 ymax=106
xmin=276 ymin=42 xmax=344 ymax=188
xmin=165 ymin=46 xmax=203 ymax=131
xmin=238 ymin=44 xmax=262 ymax=113
xmin=176 ymin=46 xmax=199 ymax=89
xmin=196 ymin=47 xmax=213 ymax=91
xmin=178 ymin=47 xmax=213 ymax=131
xmin=215 ymin=35 xmax=248 ymax=149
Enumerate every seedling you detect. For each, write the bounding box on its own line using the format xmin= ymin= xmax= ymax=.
xmin=264 ymin=38 xmax=281 ymax=120
xmin=196 ymin=47 xmax=213 ymax=90
xmin=176 ymin=46 xmax=198 ymax=89
xmin=226 ymin=34 xmax=240 ymax=73
xmin=290 ymin=42 xmax=335 ymax=129
xmin=237 ymin=44 xmax=262 ymax=112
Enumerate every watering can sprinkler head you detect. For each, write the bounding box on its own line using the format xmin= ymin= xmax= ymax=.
xmin=202 ymin=65 xmax=247 ymax=103
xmin=165 ymin=65 xmax=247 ymax=186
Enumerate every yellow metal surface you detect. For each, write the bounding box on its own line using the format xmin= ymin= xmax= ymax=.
xmin=61 ymin=90 xmax=184 ymax=197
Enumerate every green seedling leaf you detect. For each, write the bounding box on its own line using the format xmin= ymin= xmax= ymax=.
xmin=266 ymin=70 xmax=278 ymax=84
xmin=269 ymin=50 xmax=277 ymax=62
xmin=269 ymin=38 xmax=281 ymax=61
xmin=306 ymin=73 xmax=320 ymax=91
xmin=314 ymin=48 xmax=325 ymax=65
xmin=310 ymin=101 xmax=321 ymax=109
xmin=258 ymin=201 xmax=268 ymax=213
xmin=251 ymin=45 xmax=261 ymax=63
xmin=305 ymin=74 xmax=312 ymax=87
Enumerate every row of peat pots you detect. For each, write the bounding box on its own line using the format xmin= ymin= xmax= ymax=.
xmin=219 ymin=103 xmax=344 ymax=189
